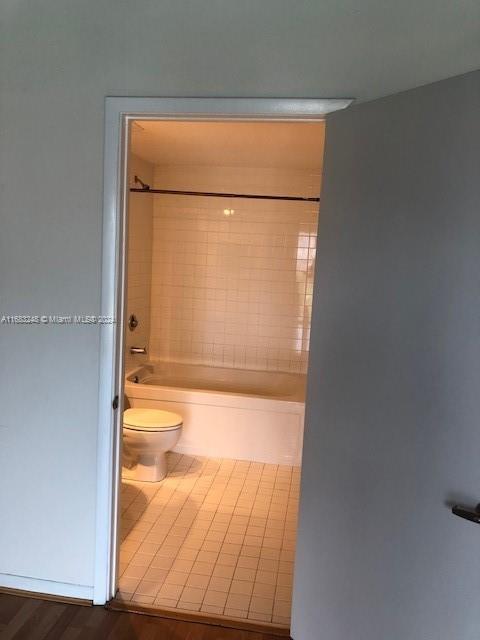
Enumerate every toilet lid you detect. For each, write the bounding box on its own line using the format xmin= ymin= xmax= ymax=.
xmin=123 ymin=408 xmax=182 ymax=432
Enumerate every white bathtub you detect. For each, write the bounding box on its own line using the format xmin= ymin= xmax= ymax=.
xmin=124 ymin=362 xmax=305 ymax=465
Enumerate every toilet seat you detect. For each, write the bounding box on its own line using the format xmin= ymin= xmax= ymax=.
xmin=123 ymin=408 xmax=182 ymax=432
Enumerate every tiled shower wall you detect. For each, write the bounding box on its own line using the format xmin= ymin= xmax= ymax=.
xmin=148 ymin=165 xmax=319 ymax=373
xmin=125 ymin=155 xmax=154 ymax=371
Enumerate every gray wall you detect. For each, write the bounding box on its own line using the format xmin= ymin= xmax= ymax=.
xmin=293 ymin=70 xmax=480 ymax=639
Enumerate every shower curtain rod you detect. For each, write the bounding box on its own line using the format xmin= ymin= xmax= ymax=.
xmin=129 ymin=187 xmax=320 ymax=202
xmin=130 ymin=176 xmax=319 ymax=202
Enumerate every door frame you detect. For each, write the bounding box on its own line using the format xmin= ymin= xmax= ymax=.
xmin=94 ymin=96 xmax=353 ymax=605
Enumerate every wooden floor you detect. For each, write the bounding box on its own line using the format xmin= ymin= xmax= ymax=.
xmin=0 ymin=593 xmax=288 ymax=639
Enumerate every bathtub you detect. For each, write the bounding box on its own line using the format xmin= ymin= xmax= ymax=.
xmin=124 ymin=362 xmax=305 ymax=465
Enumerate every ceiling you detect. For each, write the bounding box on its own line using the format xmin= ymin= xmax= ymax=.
xmin=5 ymin=3 xmax=479 ymax=105
xmin=130 ymin=121 xmax=325 ymax=170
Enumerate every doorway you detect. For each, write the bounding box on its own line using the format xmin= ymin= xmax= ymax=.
xmin=94 ymin=98 xmax=352 ymax=630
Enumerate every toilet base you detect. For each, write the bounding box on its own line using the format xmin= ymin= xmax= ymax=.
xmin=122 ymin=451 xmax=167 ymax=482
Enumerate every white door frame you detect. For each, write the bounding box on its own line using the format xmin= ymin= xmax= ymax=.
xmin=93 ymin=96 xmax=353 ymax=605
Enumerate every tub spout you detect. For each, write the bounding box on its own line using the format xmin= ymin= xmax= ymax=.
xmin=130 ymin=346 xmax=147 ymax=355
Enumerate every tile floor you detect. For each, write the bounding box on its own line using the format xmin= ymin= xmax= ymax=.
xmin=117 ymin=453 xmax=300 ymax=627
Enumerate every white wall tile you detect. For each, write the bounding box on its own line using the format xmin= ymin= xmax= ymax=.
xmin=148 ymin=165 xmax=319 ymax=373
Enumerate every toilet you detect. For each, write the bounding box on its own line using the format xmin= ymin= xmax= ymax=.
xmin=122 ymin=408 xmax=183 ymax=482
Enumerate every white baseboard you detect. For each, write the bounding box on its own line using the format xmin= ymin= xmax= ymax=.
xmin=0 ymin=573 xmax=93 ymax=601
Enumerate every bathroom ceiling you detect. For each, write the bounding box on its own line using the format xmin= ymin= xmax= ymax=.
xmin=130 ymin=121 xmax=325 ymax=171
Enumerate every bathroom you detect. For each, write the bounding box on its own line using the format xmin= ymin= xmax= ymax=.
xmin=118 ymin=119 xmax=323 ymax=631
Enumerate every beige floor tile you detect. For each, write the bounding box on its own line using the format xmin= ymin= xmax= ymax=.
xmin=143 ymin=567 xmax=169 ymax=583
xmin=156 ymin=545 xmax=179 ymax=558
xmin=265 ymin=527 xmax=283 ymax=540
xmin=196 ymin=512 xmax=215 ymax=522
xmin=119 ymin=454 xmax=298 ymax=626
xmin=224 ymin=607 xmax=248 ymax=619
xmin=125 ymin=530 xmax=146 ymax=542
xmin=203 ymin=590 xmax=228 ymax=607
xmin=201 ymin=604 xmax=224 ymax=615
xmin=275 ymin=585 xmax=292 ymax=601
xmin=165 ymin=571 xmax=188 ymax=586
xmin=248 ymin=611 xmax=271 ymax=622
xmin=130 ymin=552 xmax=153 ymax=567
xmin=263 ymin=537 xmax=282 ymax=550
xmin=121 ymin=540 xmax=141 ymax=553
xmin=135 ymin=580 xmax=161 ymax=597
xmin=191 ymin=561 xmax=215 ymax=576
xmin=118 ymin=576 xmax=140 ymax=592
xmin=202 ymin=540 xmax=223 ymax=553
xmin=260 ymin=547 xmax=281 ymax=560
xmin=130 ymin=520 xmax=151 ymax=532
xmin=186 ymin=573 xmax=210 ymax=589
xmin=196 ymin=550 xmax=218 ymax=563
xmin=177 ymin=601 xmax=201 ymax=611
xmin=228 ymin=523 xmax=248 ymax=535
xmin=256 ymin=570 xmax=277 ymax=586
xmin=131 ymin=594 xmax=155 ymax=605
xmin=249 ymin=596 xmax=274 ymax=614
xmin=206 ymin=529 xmax=225 ymax=541
xmin=137 ymin=542 xmax=161 ymax=555
xmin=230 ymin=580 xmax=254 ymax=596
xmin=183 ymin=538 xmax=203 ymax=550
xmin=176 ymin=547 xmax=199 ymax=561
xmin=246 ymin=525 xmax=265 ymax=537
xmin=150 ymin=524 xmax=171 ymax=535
xmin=257 ymin=558 xmax=279 ymax=572
xmin=273 ymin=600 xmax=291 ymax=617
xmin=179 ymin=587 xmax=204 ymax=604
xmin=253 ymin=582 xmax=276 ymax=598
xmin=150 ymin=556 xmax=174 ymax=570
xmin=233 ymin=567 xmax=256 ymax=582
xmin=163 ymin=537 xmax=184 ymax=549
xmin=244 ymin=535 xmax=263 ymax=547
xmin=282 ymin=539 xmax=296 ymax=551
xmin=119 ymin=551 xmax=134 ymax=564
xmin=210 ymin=521 xmax=229 ymax=533
xmin=157 ymin=583 xmax=183 ymax=601
xmin=277 ymin=572 xmax=293 ymax=587
xmin=224 ymin=533 xmax=244 ymax=545
xmin=225 ymin=593 xmax=251 ymax=611
xmin=221 ymin=543 xmax=242 ymax=555
xmin=145 ymin=532 xmax=167 ymax=545
xmin=207 ymin=576 xmax=231 ymax=592
xmin=278 ymin=560 xmax=293 ymax=574
xmin=216 ymin=553 xmax=237 ymax=567
xmin=123 ymin=564 xmax=148 ymax=579
xmin=171 ymin=558 xmax=195 ymax=573
xmin=212 ymin=564 xmax=235 ymax=579
xmin=236 ymin=556 xmax=259 ymax=570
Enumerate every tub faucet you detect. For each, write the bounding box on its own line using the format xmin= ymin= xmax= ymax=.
xmin=130 ymin=346 xmax=147 ymax=355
